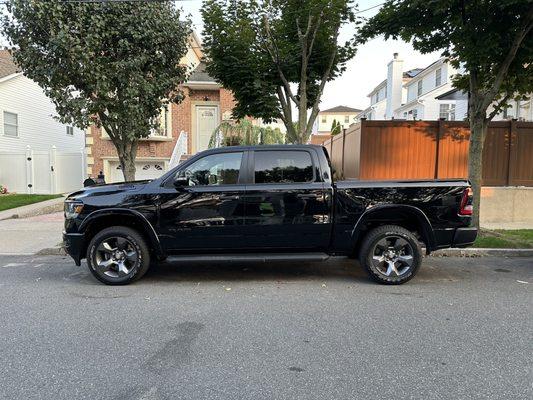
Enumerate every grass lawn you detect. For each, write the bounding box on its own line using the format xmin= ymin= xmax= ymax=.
xmin=474 ymin=229 xmax=533 ymax=248
xmin=0 ymin=194 xmax=62 ymax=212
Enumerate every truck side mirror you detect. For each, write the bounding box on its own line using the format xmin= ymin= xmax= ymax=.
xmin=173 ymin=171 xmax=190 ymax=188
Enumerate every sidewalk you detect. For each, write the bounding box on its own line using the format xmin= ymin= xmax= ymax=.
xmin=0 ymin=212 xmax=64 ymax=255
xmin=481 ymin=221 xmax=533 ymax=230
xmin=0 ymin=196 xmax=64 ymax=221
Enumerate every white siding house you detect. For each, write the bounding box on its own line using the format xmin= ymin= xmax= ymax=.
xmin=395 ymin=58 xmax=459 ymax=120
xmin=358 ymin=53 xmax=423 ymax=121
xmin=437 ymin=88 xmax=533 ymax=122
xmin=360 ymin=81 xmax=388 ymax=120
xmin=0 ymin=50 xmax=85 ymax=194
xmin=360 ymin=53 xmax=533 ymax=122
xmin=317 ymin=105 xmax=362 ymax=133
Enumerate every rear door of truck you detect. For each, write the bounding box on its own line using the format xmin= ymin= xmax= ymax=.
xmin=241 ymin=148 xmax=332 ymax=251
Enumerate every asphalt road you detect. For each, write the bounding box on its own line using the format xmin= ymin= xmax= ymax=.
xmin=0 ymin=255 xmax=531 ymax=400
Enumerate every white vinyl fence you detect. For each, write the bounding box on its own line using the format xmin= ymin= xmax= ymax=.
xmin=0 ymin=145 xmax=85 ymax=194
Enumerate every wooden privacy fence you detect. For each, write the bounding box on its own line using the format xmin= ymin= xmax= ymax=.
xmin=322 ymin=119 xmax=533 ymax=186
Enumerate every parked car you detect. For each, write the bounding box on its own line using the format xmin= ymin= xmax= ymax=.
xmin=63 ymin=145 xmax=477 ymax=285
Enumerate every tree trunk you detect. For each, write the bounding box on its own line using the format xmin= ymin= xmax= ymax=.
xmin=297 ymin=107 xmax=307 ymax=144
xmin=111 ymin=137 xmax=138 ymax=182
xmin=120 ymin=153 xmax=137 ymax=182
xmin=468 ymin=115 xmax=487 ymax=228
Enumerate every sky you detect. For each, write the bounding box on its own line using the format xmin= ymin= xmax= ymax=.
xmin=178 ymin=0 xmax=442 ymax=111
xmin=0 ymin=0 xmax=442 ymax=111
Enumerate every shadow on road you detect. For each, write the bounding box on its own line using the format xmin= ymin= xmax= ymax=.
xmin=141 ymin=257 xmax=371 ymax=284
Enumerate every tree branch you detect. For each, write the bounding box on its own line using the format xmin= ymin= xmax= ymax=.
xmin=306 ymin=23 xmax=340 ymax=136
xmin=98 ymin=111 xmax=117 ymax=142
xmin=479 ymin=5 xmax=533 ymax=113
xmin=306 ymin=11 xmax=323 ymax=62
xmin=487 ymin=93 xmax=512 ymax=121
xmin=262 ymin=15 xmax=298 ymax=104
xmin=276 ymin=85 xmax=292 ymax=124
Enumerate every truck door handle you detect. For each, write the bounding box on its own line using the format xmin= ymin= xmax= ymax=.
xmin=297 ymin=194 xmax=319 ymax=200
xmin=219 ymin=195 xmax=240 ymax=201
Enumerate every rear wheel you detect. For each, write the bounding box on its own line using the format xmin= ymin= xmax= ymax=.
xmin=359 ymin=225 xmax=422 ymax=285
xmin=87 ymin=226 xmax=150 ymax=285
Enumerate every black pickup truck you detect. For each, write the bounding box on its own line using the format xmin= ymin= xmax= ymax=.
xmin=64 ymin=145 xmax=477 ymax=285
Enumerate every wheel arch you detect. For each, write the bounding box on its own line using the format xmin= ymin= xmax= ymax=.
xmin=351 ymin=204 xmax=436 ymax=255
xmin=78 ymin=209 xmax=164 ymax=260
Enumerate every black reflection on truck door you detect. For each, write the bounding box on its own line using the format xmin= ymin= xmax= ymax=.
xmin=158 ymin=151 xmax=246 ymax=251
xmin=244 ymin=149 xmax=330 ymax=250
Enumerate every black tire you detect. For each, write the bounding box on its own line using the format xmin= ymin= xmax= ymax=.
xmin=359 ymin=225 xmax=422 ymax=285
xmin=86 ymin=226 xmax=151 ymax=285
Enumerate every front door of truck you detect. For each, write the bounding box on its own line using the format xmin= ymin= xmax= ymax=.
xmin=158 ymin=151 xmax=246 ymax=252
xmin=243 ymin=149 xmax=331 ymax=251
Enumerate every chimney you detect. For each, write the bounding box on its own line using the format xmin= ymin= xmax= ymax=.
xmin=386 ymin=53 xmax=403 ymax=119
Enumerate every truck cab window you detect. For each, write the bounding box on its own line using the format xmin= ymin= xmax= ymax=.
xmin=180 ymin=152 xmax=243 ymax=186
xmin=254 ymin=151 xmax=313 ymax=183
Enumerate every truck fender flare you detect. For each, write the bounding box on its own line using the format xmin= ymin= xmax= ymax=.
xmin=350 ymin=204 xmax=436 ymax=250
xmin=79 ymin=208 xmax=164 ymax=256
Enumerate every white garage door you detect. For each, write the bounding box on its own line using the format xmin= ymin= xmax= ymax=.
xmin=109 ymin=161 xmax=166 ymax=183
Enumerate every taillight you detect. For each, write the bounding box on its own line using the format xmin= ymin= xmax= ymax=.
xmin=459 ymin=187 xmax=473 ymax=216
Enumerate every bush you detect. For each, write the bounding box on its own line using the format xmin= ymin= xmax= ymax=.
xmin=209 ymin=120 xmax=285 ymax=148
xmin=0 ymin=185 xmax=8 ymax=195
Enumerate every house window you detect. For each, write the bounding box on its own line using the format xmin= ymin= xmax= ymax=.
xmin=66 ymin=126 xmax=74 ymax=136
xmin=344 ymin=115 xmax=349 ymax=123
xmin=151 ymin=106 xmax=170 ymax=137
xmin=439 ymin=104 xmax=456 ymax=120
xmin=417 ymin=80 xmax=423 ymax=97
xmin=321 ymin=115 xmax=326 ymax=123
xmin=3 ymin=111 xmax=18 ymax=137
xmin=412 ymin=109 xmax=418 ymax=120
xmin=435 ymin=68 xmax=442 ymax=87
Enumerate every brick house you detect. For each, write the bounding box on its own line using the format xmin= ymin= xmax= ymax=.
xmin=85 ymin=34 xmax=236 ymax=182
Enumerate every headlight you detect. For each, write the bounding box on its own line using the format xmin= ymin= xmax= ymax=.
xmin=64 ymin=201 xmax=84 ymax=219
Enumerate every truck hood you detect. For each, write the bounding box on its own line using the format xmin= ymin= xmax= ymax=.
xmin=66 ymin=180 xmax=150 ymax=201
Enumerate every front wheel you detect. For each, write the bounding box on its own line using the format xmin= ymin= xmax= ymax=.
xmin=359 ymin=225 xmax=422 ymax=285
xmin=86 ymin=226 xmax=151 ymax=285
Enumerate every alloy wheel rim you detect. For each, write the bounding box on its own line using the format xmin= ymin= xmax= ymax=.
xmin=371 ymin=235 xmax=414 ymax=277
xmin=94 ymin=236 xmax=138 ymax=278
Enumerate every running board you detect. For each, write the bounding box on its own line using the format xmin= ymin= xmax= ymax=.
xmin=164 ymin=252 xmax=340 ymax=263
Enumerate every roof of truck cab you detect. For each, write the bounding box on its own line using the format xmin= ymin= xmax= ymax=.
xmin=198 ymin=144 xmax=325 ymax=154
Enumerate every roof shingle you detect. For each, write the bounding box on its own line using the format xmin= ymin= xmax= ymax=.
xmin=188 ymin=62 xmax=216 ymax=83
xmin=0 ymin=49 xmax=20 ymax=79
xmin=320 ymin=105 xmax=362 ymax=113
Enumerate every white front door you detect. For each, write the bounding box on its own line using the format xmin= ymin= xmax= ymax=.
xmin=196 ymin=105 xmax=218 ymax=152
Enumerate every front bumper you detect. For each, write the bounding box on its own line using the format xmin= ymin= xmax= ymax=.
xmin=63 ymin=231 xmax=85 ymax=266
xmin=452 ymin=227 xmax=478 ymax=248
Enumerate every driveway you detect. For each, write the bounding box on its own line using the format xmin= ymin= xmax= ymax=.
xmin=0 ymin=255 xmax=531 ymax=400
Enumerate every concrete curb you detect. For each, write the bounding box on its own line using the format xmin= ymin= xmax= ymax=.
xmin=0 ymin=196 xmax=65 ymax=221
xmin=431 ymin=248 xmax=533 ymax=257
xmin=33 ymin=245 xmax=533 ymax=258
